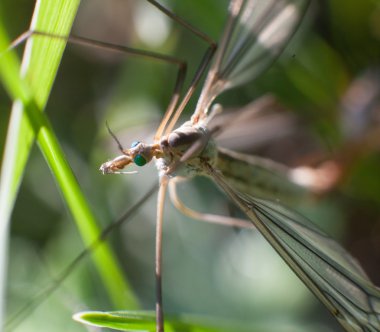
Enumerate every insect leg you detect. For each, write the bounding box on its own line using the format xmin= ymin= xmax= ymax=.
xmin=155 ymin=176 xmax=169 ymax=332
xmin=169 ymin=179 xmax=253 ymax=229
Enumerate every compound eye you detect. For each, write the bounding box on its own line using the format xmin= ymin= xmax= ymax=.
xmin=131 ymin=141 xmax=140 ymax=148
xmin=133 ymin=154 xmax=147 ymax=166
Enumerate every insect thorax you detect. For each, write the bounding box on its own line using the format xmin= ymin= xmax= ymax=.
xmin=156 ymin=121 xmax=217 ymax=178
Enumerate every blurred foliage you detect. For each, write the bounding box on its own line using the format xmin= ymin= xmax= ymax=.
xmin=0 ymin=0 xmax=379 ymax=332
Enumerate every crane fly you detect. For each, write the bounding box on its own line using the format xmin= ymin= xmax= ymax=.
xmin=96 ymin=0 xmax=380 ymax=332
xmin=2 ymin=0 xmax=380 ymax=331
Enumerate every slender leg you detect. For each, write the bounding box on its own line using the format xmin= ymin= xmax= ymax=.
xmin=8 ymin=30 xmax=185 ymax=66
xmin=146 ymin=0 xmax=215 ymax=46
xmin=156 ymin=176 xmax=169 ymax=332
xmin=162 ymin=45 xmax=216 ymax=136
xmin=6 ymin=29 xmax=188 ymax=149
xmin=169 ymin=179 xmax=253 ymax=229
xmin=146 ymin=1 xmax=217 ymax=139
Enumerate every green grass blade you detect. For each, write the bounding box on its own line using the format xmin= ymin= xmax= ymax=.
xmin=0 ymin=21 xmax=29 ymax=329
xmin=74 ymin=310 xmax=252 ymax=332
xmin=75 ymin=310 xmax=312 ymax=332
xmin=0 ymin=0 xmax=139 ymax=327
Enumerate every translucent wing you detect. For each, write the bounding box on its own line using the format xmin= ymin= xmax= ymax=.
xmin=210 ymin=95 xmax=301 ymax=152
xmin=206 ymin=164 xmax=380 ymax=332
xmin=193 ymin=0 xmax=309 ymax=122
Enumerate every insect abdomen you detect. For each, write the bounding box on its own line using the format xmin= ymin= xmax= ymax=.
xmin=216 ymin=147 xmax=310 ymax=204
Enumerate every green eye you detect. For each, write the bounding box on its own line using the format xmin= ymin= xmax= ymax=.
xmin=134 ymin=154 xmax=147 ymax=166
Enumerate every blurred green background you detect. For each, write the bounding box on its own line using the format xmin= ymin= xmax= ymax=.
xmin=1 ymin=0 xmax=380 ymax=331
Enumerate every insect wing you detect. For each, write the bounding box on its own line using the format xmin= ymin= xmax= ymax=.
xmin=194 ymin=0 xmax=309 ymax=120
xmin=210 ymin=95 xmax=302 ymax=152
xmin=207 ymin=165 xmax=380 ymax=332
